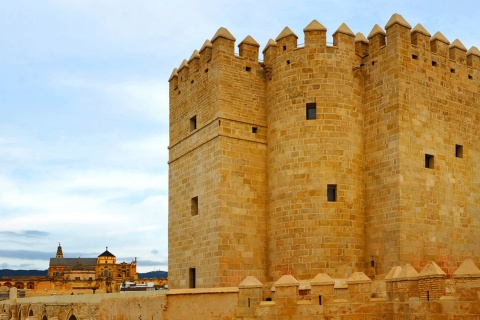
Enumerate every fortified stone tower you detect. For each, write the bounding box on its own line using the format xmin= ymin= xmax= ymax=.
xmin=168 ymin=13 xmax=480 ymax=289
xmin=168 ymin=29 xmax=268 ymax=288
xmin=264 ymin=21 xmax=365 ymax=281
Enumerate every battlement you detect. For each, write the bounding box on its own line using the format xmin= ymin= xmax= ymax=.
xmin=236 ymin=259 xmax=480 ymax=318
xmin=169 ymin=13 xmax=480 ymax=85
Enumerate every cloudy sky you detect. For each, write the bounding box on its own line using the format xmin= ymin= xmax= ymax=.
xmin=0 ymin=1 xmax=479 ymax=273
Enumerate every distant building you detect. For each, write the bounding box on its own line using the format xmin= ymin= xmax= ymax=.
xmin=48 ymin=243 xmax=138 ymax=284
xmin=0 ymin=244 xmax=139 ymax=295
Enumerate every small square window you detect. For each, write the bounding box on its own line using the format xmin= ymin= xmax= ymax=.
xmin=327 ymin=185 xmax=337 ymax=202
xmin=412 ymin=54 xmax=418 ymax=60
xmin=306 ymin=103 xmax=316 ymax=120
xmin=245 ymin=66 xmax=251 ymax=72
xmin=191 ymin=196 xmax=198 ymax=216
xmin=190 ymin=116 xmax=197 ymax=131
xmin=252 ymin=127 xmax=258 ymax=133
xmin=455 ymin=145 xmax=463 ymax=158
xmin=432 ymin=61 xmax=437 ymax=67
xmin=425 ymin=154 xmax=434 ymax=169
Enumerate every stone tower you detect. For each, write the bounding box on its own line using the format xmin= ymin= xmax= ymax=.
xmin=168 ymin=13 xmax=480 ymax=289
xmin=168 ymin=28 xmax=268 ymax=288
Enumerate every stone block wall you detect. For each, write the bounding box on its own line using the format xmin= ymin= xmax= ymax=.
xmin=168 ymin=27 xmax=268 ymax=288
xmin=169 ymin=13 xmax=480 ymax=289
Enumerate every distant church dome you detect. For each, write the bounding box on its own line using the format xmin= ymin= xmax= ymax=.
xmin=98 ymin=247 xmax=115 ymax=258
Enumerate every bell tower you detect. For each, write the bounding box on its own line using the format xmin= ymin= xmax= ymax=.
xmin=56 ymin=242 xmax=63 ymax=258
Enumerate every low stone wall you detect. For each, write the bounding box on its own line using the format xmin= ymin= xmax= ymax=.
xmin=1 ymin=260 xmax=480 ymax=320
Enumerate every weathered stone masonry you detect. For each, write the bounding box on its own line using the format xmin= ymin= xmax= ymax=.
xmin=168 ymin=13 xmax=480 ymax=288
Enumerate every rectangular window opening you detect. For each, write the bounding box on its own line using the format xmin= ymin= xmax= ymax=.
xmin=252 ymin=127 xmax=258 ymax=133
xmin=432 ymin=61 xmax=437 ymax=67
xmin=190 ymin=116 xmax=197 ymax=131
xmin=286 ymin=60 xmax=290 ymax=65
xmin=306 ymin=102 xmax=316 ymax=120
xmin=412 ymin=54 xmax=418 ymax=60
xmin=189 ymin=268 xmax=196 ymax=288
xmin=425 ymin=154 xmax=434 ymax=169
xmin=318 ymin=295 xmax=322 ymax=305
xmin=468 ymin=74 xmax=473 ymax=80
xmin=191 ymin=196 xmax=199 ymax=216
xmin=282 ymin=45 xmax=286 ymax=51
xmin=245 ymin=66 xmax=251 ymax=72
xmin=450 ymin=68 xmax=456 ymax=73
xmin=327 ymin=184 xmax=337 ymax=202
xmin=299 ymin=289 xmax=309 ymax=296
xmin=426 ymin=290 xmax=430 ymax=301
xmin=455 ymin=144 xmax=463 ymax=158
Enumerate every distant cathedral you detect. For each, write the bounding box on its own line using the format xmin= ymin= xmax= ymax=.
xmin=48 ymin=243 xmax=138 ymax=284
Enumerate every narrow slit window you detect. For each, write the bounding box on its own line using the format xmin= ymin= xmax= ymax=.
xmin=189 ymin=268 xmax=196 ymax=288
xmin=327 ymin=185 xmax=337 ymax=202
xmin=425 ymin=154 xmax=434 ymax=169
xmin=191 ymin=196 xmax=198 ymax=216
xmin=190 ymin=116 xmax=197 ymax=131
xmin=306 ymin=103 xmax=316 ymax=120
xmin=318 ymin=295 xmax=322 ymax=305
xmin=455 ymin=144 xmax=463 ymax=158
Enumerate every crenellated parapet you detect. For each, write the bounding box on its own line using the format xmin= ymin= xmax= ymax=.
xmin=384 ymin=259 xmax=480 ymax=303
xmin=235 ymin=259 xmax=480 ymax=318
xmin=169 ymin=13 xmax=480 ymax=90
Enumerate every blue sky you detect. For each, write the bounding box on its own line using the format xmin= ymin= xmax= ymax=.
xmin=0 ymin=1 xmax=479 ymax=272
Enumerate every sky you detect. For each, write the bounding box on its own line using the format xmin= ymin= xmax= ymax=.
xmin=0 ymin=1 xmax=479 ymax=273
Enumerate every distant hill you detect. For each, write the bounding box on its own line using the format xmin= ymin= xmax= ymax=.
xmin=0 ymin=269 xmax=48 ymax=277
xmin=0 ymin=269 xmax=167 ymax=279
xmin=138 ymin=271 xmax=168 ymax=279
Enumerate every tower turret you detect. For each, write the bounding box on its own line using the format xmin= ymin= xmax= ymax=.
xmin=266 ymin=21 xmax=365 ymax=280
